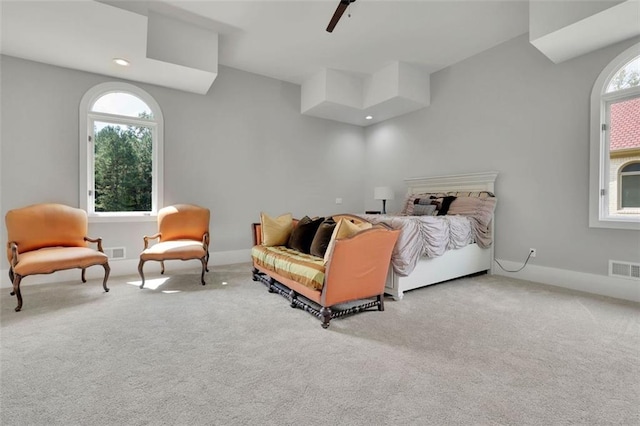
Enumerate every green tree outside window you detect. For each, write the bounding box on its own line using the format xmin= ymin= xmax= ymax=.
xmin=94 ymin=120 xmax=152 ymax=212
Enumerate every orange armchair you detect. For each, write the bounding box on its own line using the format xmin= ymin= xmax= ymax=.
xmin=5 ymin=203 xmax=110 ymax=312
xmin=138 ymin=204 xmax=210 ymax=289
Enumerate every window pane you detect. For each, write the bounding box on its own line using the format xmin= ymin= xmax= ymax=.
xmin=93 ymin=121 xmax=152 ymax=212
xmin=622 ymin=162 xmax=640 ymax=173
xmin=621 ymin=174 xmax=640 ymax=208
xmin=91 ymin=92 xmax=153 ymax=119
xmin=609 ymin=97 xmax=640 ymax=152
xmin=607 ymin=97 xmax=640 ymax=215
xmin=606 ymin=56 xmax=640 ymax=93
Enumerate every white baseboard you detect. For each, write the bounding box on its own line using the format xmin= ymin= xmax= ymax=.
xmin=493 ymin=259 xmax=640 ymax=302
xmin=0 ymin=249 xmax=251 ymax=289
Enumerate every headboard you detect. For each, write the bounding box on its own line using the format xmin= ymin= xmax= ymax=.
xmin=404 ymin=171 xmax=498 ymax=196
xmin=403 ymin=171 xmax=499 ymax=269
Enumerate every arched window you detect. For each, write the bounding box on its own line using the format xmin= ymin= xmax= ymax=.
xmin=79 ymin=82 xmax=163 ymax=220
xmin=589 ymin=43 xmax=640 ymax=229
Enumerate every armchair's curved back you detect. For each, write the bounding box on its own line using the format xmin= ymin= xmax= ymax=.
xmin=6 ymin=203 xmax=88 ymax=260
xmin=158 ymin=204 xmax=210 ymax=242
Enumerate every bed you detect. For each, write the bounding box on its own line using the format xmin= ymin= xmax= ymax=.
xmin=361 ymin=171 xmax=498 ymax=300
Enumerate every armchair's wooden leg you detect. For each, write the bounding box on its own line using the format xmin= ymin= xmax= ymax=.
xmin=81 ymin=268 xmax=87 ymax=283
xmin=102 ymin=263 xmax=110 ymax=292
xmin=160 ymin=261 xmax=165 ymax=275
xmin=138 ymin=259 xmax=146 ymax=289
xmin=377 ymin=294 xmax=385 ymax=311
xmin=200 ymin=258 xmax=207 ymax=286
xmin=320 ymin=307 xmax=332 ymax=329
xmin=8 ymin=268 xmax=14 ymax=284
xmin=12 ymin=275 xmax=23 ymax=312
xmin=205 ymin=250 xmax=210 ymax=272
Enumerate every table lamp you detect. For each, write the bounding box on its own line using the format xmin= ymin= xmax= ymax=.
xmin=374 ymin=186 xmax=394 ymax=214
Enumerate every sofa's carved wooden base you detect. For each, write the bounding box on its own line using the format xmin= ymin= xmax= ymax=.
xmin=252 ymin=268 xmax=384 ymax=329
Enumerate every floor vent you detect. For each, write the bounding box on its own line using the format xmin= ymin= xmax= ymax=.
xmin=104 ymin=247 xmax=126 ymax=260
xmin=609 ymin=260 xmax=640 ymax=281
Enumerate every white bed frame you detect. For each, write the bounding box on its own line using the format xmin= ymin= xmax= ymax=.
xmin=385 ymin=171 xmax=498 ymax=300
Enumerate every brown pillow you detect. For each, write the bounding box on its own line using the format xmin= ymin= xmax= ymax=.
xmin=430 ymin=196 xmax=457 ymax=215
xmin=309 ymin=218 xmax=337 ymax=258
xmin=287 ymin=216 xmax=325 ymax=254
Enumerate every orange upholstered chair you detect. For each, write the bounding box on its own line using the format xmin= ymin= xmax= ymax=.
xmin=5 ymin=203 xmax=110 ymax=312
xmin=138 ymin=204 xmax=210 ymax=289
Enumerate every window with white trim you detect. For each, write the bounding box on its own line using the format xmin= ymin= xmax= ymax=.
xmin=620 ymin=162 xmax=640 ymax=209
xmin=589 ymin=43 xmax=640 ymax=230
xmin=80 ymin=83 xmax=163 ymax=221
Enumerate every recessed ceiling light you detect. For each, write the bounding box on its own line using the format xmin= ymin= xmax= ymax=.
xmin=113 ymin=58 xmax=130 ymax=67
xmin=365 ymin=115 xmax=373 ymax=120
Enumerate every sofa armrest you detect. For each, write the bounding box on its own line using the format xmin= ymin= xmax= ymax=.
xmin=322 ymin=227 xmax=399 ymax=306
xmin=84 ymin=236 xmax=104 ymax=253
xmin=142 ymin=233 xmax=162 ymax=249
xmin=252 ymin=223 xmax=262 ymax=246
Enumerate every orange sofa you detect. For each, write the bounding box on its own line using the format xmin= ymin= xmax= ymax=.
xmin=251 ymin=214 xmax=399 ymax=328
xmin=5 ymin=203 xmax=110 ymax=312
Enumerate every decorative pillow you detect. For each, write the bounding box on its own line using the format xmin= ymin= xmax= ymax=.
xmin=413 ymin=204 xmax=437 ymax=216
xmin=414 ymin=198 xmax=434 ymax=206
xmin=402 ymin=194 xmax=420 ymax=215
xmin=309 ymin=218 xmax=337 ymax=258
xmin=323 ymin=218 xmax=373 ymax=264
xmin=287 ymin=216 xmax=325 ymax=254
xmin=450 ymin=191 xmax=494 ymax=198
xmin=402 ymin=192 xmax=448 ymax=215
xmin=448 ymin=196 xmax=497 ymax=227
xmin=430 ymin=196 xmax=457 ymax=216
xmin=260 ymin=212 xmax=293 ymax=246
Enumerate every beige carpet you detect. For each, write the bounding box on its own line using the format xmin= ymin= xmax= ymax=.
xmin=1 ymin=263 xmax=638 ymax=425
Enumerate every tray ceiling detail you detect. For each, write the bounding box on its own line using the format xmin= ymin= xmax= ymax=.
xmin=0 ymin=0 xmax=218 ymax=94
xmin=301 ymin=62 xmax=430 ymax=127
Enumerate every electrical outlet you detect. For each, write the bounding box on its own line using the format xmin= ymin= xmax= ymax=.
xmin=529 ymin=248 xmax=537 ymax=258
xmin=335 ymin=198 xmax=343 ymax=205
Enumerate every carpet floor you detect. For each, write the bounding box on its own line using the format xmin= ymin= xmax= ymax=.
xmin=1 ymin=263 xmax=638 ymax=425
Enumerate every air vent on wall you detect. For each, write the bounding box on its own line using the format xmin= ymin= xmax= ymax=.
xmin=104 ymin=247 xmax=126 ymax=260
xmin=609 ymin=260 xmax=640 ymax=281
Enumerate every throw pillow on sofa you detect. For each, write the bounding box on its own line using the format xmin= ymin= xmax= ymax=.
xmin=309 ymin=218 xmax=337 ymax=258
xmin=260 ymin=212 xmax=293 ymax=246
xmin=287 ymin=216 xmax=325 ymax=254
xmin=323 ymin=218 xmax=372 ymax=264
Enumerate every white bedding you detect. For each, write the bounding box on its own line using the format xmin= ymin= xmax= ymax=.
xmin=358 ymin=214 xmax=474 ymax=276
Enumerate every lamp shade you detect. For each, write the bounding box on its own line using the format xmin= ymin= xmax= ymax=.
xmin=374 ymin=186 xmax=394 ymax=200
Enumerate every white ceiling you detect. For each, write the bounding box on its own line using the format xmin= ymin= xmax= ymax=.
xmin=1 ymin=0 xmax=530 ymax=84
xmin=3 ymin=1 xmax=637 ymax=125
xmin=165 ymin=0 xmax=530 ymax=84
xmin=0 ymin=0 xmax=529 ymax=126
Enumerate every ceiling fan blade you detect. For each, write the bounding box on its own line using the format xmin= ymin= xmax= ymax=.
xmin=326 ymin=0 xmax=353 ymax=33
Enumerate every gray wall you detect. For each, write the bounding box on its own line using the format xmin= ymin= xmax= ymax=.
xmin=3 ymin=32 xmax=639 ymax=278
xmin=364 ymin=34 xmax=640 ymax=276
xmin=0 ymin=56 xmax=365 ymax=269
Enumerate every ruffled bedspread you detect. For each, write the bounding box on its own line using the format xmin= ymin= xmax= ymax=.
xmin=357 ymin=214 xmax=475 ymax=277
